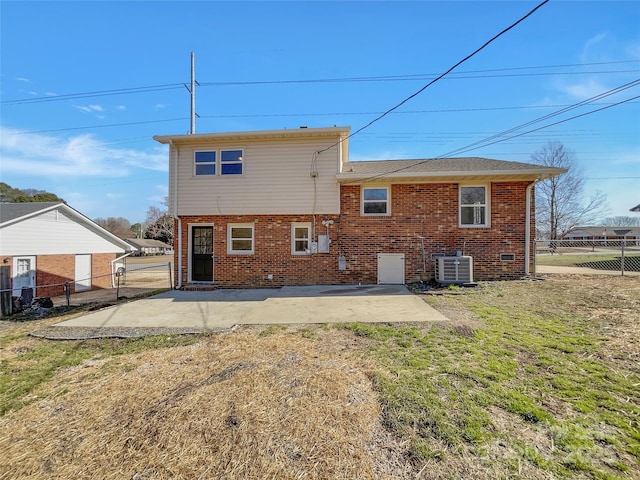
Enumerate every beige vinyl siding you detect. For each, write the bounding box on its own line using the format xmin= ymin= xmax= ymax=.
xmin=175 ymin=137 xmax=342 ymax=215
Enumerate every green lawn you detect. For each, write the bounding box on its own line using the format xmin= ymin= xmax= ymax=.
xmin=537 ymin=253 xmax=640 ymax=271
xmin=342 ymin=281 xmax=639 ymax=479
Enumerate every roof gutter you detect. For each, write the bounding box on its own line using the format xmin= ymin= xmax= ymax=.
xmin=111 ymin=251 xmax=134 ymax=288
xmin=525 ymin=177 xmax=542 ymax=276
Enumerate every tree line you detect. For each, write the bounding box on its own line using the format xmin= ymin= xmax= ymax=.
xmin=3 ymin=146 xmax=638 ymax=246
xmin=93 ymin=202 xmax=173 ymax=246
xmin=1 ymin=182 xmax=173 ymax=246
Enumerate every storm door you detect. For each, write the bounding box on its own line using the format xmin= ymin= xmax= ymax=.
xmin=12 ymin=256 xmax=36 ymax=296
xmin=191 ymin=226 xmax=214 ymax=281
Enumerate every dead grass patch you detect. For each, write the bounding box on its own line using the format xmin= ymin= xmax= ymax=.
xmin=0 ymin=329 xmax=413 ymax=479
xmin=1 ymin=274 xmax=638 ymax=479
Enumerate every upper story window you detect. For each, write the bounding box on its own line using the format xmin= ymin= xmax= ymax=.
xmin=194 ymin=151 xmax=216 ymax=176
xmin=228 ymin=224 xmax=254 ymax=254
xmin=362 ymin=187 xmax=390 ymax=216
xmin=460 ymin=185 xmax=489 ymax=227
xmin=194 ymin=149 xmax=243 ymax=176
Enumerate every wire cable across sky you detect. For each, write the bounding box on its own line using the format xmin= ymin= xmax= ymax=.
xmin=315 ymin=0 xmax=551 ymax=155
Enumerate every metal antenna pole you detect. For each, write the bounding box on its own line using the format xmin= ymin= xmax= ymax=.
xmin=190 ymin=52 xmax=196 ymax=134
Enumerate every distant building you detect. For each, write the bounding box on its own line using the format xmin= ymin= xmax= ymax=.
xmin=563 ymin=226 xmax=640 ymax=245
xmin=0 ymin=202 xmax=134 ymax=298
xmin=125 ymin=238 xmax=173 ymax=256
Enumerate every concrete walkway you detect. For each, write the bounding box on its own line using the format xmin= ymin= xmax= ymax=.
xmin=54 ymin=285 xmax=448 ymax=330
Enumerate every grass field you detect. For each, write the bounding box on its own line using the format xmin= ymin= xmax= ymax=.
xmin=536 ymin=252 xmax=640 ymax=271
xmin=1 ymin=275 xmax=639 ymax=479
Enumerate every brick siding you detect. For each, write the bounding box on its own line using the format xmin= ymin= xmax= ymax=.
xmin=176 ymin=181 xmax=534 ymax=288
xmin=31 ymin=253 xmax=116 ymax=298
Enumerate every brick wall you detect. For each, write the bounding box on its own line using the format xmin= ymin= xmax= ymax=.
xmin=35 ymin=253 xmax=116 ymax=298
xmin=176 ymin=181 xmax=534 ymax=287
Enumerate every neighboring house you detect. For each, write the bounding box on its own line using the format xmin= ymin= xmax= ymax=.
xmin=564 ymin=226 xmax=640 ymax=245
xmin=0 ymin=202 xmax=135 ymax=298
xmin=154 ymin=126 xmax=566 ymax=288
xmin=125 ymin=238 xmax=173 ymax=256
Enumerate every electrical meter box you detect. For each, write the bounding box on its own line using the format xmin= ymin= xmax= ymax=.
xmin=318 ymin=234 xmax=330 ymax=253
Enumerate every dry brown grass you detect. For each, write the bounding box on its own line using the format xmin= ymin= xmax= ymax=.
xmin=0 ymin=329 xmax=412 ymax=480
xmin=1 ymin=273 xmax=638 ymax=479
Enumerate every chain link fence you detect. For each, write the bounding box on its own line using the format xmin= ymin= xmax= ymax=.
xmin=534 ymin=239 xmax=640 ymax=275
xmin=1 ymin=261 xmax=173 ymax=318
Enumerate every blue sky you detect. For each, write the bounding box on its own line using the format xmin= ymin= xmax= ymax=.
xmin=1 ymin=0 xmax=639 ymax=223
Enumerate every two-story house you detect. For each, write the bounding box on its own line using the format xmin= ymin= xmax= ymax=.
xmin=154 ymin=126 xmax=566 ymax=288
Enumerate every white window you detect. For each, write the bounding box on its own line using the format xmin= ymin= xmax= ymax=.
xmin=460 ymin=185 xmax=489 ymax=227
xmin=228 ymin=224 xmax=254 ymax=254
xmin=292 ymin=223 xmax=311 ymax=254
xmin=194 ymin=151 xmax=216 ymax=176
xmin=220 ymin=149 xmax=243 ymax=175
xmin=194 ymin=149 xmax=243 ymax=176
xmin=362 ymin=187 xmax=390 ymax=215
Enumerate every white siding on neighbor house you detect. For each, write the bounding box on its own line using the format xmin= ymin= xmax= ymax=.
xmin=0 ymin=209 xmax=127 ymax=256
xmin=174 ymin=137 xmax=342 ymax=215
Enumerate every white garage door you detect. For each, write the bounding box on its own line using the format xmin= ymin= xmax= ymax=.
xmin=377 ymin=253 xmax=405 ymax=284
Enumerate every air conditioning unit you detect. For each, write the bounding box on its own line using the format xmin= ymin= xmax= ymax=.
xmin=435 ymin=256 xmax=473 ymax=285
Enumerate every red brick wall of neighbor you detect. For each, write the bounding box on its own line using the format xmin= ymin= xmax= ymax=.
xmin=35 ymin=253 xmax=116 ymax=297
xmin=92 ymin=253 xmax=117 ymax=290
xmin=175 ymin=181 xmax=534 ymax=288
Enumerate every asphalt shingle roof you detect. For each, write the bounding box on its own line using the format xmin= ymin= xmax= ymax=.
xmin=339 ymin=157 xmax=564 ymax=176
xmin=0 ymin=202 xmax=63 ymax=224
xmin=566 ymin=226 xmax=640 ymax=237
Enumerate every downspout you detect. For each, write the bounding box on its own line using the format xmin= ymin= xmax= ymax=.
xmin=525 ymin=177 xmax=542 ymax=276
xmin=111 ymin=251 xmax=134 ymax=288
xmin=171 ymin=140 xmax=183 ymax=289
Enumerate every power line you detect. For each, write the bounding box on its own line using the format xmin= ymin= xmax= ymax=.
xmin=316 ymin=0 xmax=550 ymax=155
xmin=2 ymin=84 xmax=184 ymax=105
xmin=8 ymin=118 xmax=188 ymax=135
xmin=349 ymin=92 xmax=639 ymax=184
xmin=199 ymin=68 xmax=639 ymax=86
xmin=4 ymin=60 xmax=637 ymax=106
xmin=10 ymin=100 xmax=639 ymax=136
xmin=439 ymin=78 xmax=640 ymax=157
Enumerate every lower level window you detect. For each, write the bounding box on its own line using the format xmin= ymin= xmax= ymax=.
xmin=228 ymin=224 xmax=254 ymax=254
xmin=292 ymin=223 xmax=311 ymax=254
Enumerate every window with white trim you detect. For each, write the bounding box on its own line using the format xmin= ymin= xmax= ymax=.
xmin=460 ymin=185 xmax=489 ymax=227
xmin=194 ymin=151 xmax=216 ymax=176
xmin=228 ymin=224 xmax=254 ymax=254
xmin=292 ymin=223 xmax=311 ymax=254
xmin=194 ymin=149 xmax=243 ymax=176
xmin=362 ymin=187 xmax=390 ymax=215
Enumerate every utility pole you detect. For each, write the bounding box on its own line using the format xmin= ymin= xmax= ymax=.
xmin=190 ymin=52 xmax=196 ymax=134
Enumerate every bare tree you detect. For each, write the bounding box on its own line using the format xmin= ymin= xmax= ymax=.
xmin=603 ymin=216 xmax=640 ymax=227
xmin=532 ymin=141 xmax=609 ymax=239
xmin=94 ymin=217 xmax=134 ymax=238
xmin=145 ymin=205 xmax=174 ymax=246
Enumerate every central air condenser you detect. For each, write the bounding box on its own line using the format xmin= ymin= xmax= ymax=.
xmin=435 ymin=256 xmax=473 ymax=285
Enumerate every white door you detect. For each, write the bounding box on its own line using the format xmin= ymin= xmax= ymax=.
xmin=377 ymin=253 xmax=405 ymax=284
xmin=75 ymin=254 xmax=92 ymax=291
xmin=12 ymin=256 xmax=36 ymax=296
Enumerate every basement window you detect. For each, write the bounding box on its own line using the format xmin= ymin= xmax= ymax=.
xmin=500 ymin=253 xmax=516 ymax=262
